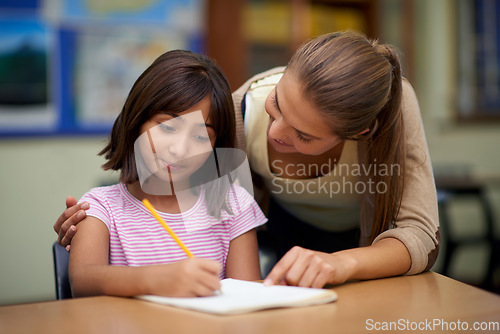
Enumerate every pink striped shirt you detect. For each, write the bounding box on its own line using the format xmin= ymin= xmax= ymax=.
xmin=79 ymin=183 xmax=267 ymax=278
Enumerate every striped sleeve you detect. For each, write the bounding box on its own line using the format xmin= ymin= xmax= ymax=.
xmin=79 ymin=188 xmax=113 ymax=231
xmin=225 ymin=185 xmax=267 ymax=240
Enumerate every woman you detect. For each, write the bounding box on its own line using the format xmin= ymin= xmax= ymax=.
xmin=54 ymin=31 xmax=439 ymax=288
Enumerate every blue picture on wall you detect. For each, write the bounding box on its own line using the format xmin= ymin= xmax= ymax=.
xmin=0 ymin=18 xmax=56 ymax=134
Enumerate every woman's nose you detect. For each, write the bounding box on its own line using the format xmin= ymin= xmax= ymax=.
xmin=269 ymin=116 xmax=290 ymax=141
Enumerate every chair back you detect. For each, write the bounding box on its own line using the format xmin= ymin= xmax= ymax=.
xmin=52 ymin=242 xmax=72 ymax=299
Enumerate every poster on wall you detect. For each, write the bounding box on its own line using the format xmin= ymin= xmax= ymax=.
xmin=0 ymin=18 xmax=57 ymax=135
xmin=0 ymin=0 xmax=203 ymax=137
xmin=70 ymin=27 xmax=188 ymax=129
xmin=60 ymin=0 xmax=203 ymax=32
xmin=54 ymin=0 xmax=203 ymax=134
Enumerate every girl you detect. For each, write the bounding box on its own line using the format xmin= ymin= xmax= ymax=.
xmin=68 ymin=50 xmax=266 ymax=298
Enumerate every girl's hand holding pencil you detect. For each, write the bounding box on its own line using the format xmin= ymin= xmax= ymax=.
xmin=143 ymin=259 xmax=222 ymax=297
xmin=142 ymin=199 xmax=222 ymax=297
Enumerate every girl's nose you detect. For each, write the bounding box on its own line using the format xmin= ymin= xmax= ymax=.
xmin=168 ymin=134 xmax=189 ymax=158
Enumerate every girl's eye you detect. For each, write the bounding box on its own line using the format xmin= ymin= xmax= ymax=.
xmin=159 ymin=123 xmax=175 ymax=133
xmin=296 ymin=133 xmax=312 ymax=144
xmin=194 ymin=135 xmax=210 ymax=143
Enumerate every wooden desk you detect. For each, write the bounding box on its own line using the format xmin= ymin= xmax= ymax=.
xmin=1 ymin=272 xmax=499 ymax=334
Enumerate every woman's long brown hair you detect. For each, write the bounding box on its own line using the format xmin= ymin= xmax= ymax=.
xmin=287 ymin=31 xmax=405 ymax=244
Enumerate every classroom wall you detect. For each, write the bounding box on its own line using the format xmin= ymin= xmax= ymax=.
xmin=1 ymin=0 xmax=499 ymax=305
xmin=414 ymin=0 xmax=500 ymax=180
xmin=0 ymin=138 xmax=117 ymax=305
xmin=413 ymin=0 xmax=500 ymax=283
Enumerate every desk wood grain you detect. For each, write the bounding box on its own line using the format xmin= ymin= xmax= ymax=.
xmin=1 ymin=272 xmax=499 ymax=334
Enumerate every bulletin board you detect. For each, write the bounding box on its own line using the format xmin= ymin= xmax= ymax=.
xmin=0 ymin=0 xmax=204 ymax=137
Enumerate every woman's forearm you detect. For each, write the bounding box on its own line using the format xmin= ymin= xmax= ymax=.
xmin=264 ymin=237 xmax=411 ymax=287
xmin=335 ymin=237 xmax=411 ymax=282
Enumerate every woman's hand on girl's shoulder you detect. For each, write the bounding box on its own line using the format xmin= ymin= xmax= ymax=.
xmin=263 ymin=246 xmax=355 ymax=288
xmin=53 ymin=196 xmax=89 ymax=250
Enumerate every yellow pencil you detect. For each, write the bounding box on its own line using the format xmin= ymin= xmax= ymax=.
xmin=142 ymin=198 xmax=194 ymax=258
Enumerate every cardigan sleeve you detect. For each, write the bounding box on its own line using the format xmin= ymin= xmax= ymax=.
xmin=232 ymin=67 xmax=287 ymax=152
xmin=231 ymin=67 xmax=286 ymax=211
xmin=371 ymin=79 xmax=440 ymax=275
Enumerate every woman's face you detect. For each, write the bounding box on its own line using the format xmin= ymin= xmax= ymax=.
xmin=136 ymin=96 xmax=216 ymax=188
xmin=265 ymin=71 xmax=343 ymax=156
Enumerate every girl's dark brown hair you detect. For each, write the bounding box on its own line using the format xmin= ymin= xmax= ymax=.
xmin=100 ymin=50 xmax=235 ymax=183
xmin=99 ymin=50 xmax=236 ymax=217
xmin=287 ymin=31 xmax=405 ymax=244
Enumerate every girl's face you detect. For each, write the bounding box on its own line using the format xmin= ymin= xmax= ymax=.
xmin=136 ymin=96 xmax=216 ymax=188
xmin=265 ymin=72 xmax=343 ymax=156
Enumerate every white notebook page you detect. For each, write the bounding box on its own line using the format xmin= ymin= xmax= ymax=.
xmin=136 ymin=278 xmax=337 ymax=315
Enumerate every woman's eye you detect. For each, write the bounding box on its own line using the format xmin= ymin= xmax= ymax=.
xmin=296 ymin=133 xmax=312 ymax=143
xmin=270 ymin=93 xmax=278 ymax=107
xmin=267 ymin=93 xmax=280 ymax=120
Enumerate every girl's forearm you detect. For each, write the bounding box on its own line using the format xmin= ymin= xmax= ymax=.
xmin=70 ymin=265 xmax=150 ymax=297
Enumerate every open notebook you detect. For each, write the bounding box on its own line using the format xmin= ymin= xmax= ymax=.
xmin=136 ymin=278 xmax=337 ymax=315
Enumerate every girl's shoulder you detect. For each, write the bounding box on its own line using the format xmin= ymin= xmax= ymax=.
xmin=82 ymin=183 xmax=122 ymax=198
xmin=79 ymin=183 xmax=130 ymax=208
xmin=224 ymin=184 xmax=257 ymax=210
xmin=228 ymin=183 xmax=253 ymax=198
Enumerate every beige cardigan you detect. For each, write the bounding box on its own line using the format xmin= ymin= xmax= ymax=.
xmin=232 ymin=67 xmax=440 ymax=275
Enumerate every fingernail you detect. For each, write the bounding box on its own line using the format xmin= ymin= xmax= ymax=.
xmin=70 ymin=225 xmax=76 ymax=232
xmin=263 ymin=279 xmax=272 ymax=286
xmin=65 ymin=245 xmax=70 ymax=252
xmin=77 ymin=211 xmax=85 ymax=219
xmin=81 ymin=202 xmax=89 ymax=210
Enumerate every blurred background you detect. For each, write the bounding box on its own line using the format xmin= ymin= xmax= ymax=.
xmin=1 ymin=0 xmax=499 ymax=305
